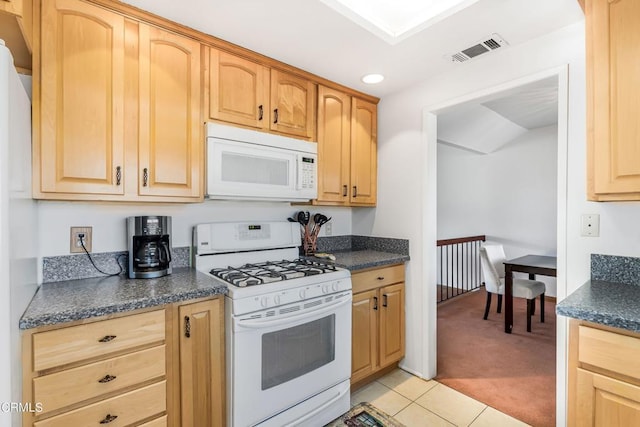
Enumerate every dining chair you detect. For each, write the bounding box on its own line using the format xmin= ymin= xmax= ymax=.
xmin=479 ymin=244 xmax=545 ymax=332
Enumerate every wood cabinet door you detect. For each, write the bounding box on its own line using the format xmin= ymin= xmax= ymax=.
xmin=209 ymin=49 xmax=269 ymax=129
xmin=138 ymin=24 xmax=202 ymax=199
xmin=576 ymin=368 xmax=640 ymax=426
xmin=38 ymin=0 xmax=125 ymax=196
xmin=316 ymin=86 xmax=351 ymax=204
xmin=350 ymin=98 xmax=377 ymax=205
xmin=179 ymin=298 xmax=225 ymax=427
xmin=379 ymin=283 xmax=405 ymax=367
xmin=270 ymin=69 xmax=316 ymax=139
xmin=588 ymin=0 xmax=640 ymax=199
xmin=351 ymin=289 xmax=378 ymax=384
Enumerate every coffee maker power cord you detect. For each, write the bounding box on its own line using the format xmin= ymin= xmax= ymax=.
xmin=79 ymin=235 xmax=125 ymax=276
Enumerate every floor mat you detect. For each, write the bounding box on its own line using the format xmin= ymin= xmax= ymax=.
xmin=325 ymin=402 xmax=405 ymax=427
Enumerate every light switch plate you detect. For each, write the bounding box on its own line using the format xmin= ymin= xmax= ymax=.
xmin=581 ymin=214 xmax=600 ymax=237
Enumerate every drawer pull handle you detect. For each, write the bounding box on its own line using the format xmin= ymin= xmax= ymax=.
xmin=373 ymin=296 xmax=378 ymax=311
xmin=99 ymin=414 xmax=118 ymax=424
xmin=143 ymin=167 xmax=149 ymax=187
xmin=273 ymin=108 xmax=278 ymax=124
xmin=383 ymin=294 xmax=388 ymax=307
xmin=258 ymin=104 xmax=264 ymax=120
xmin=98 ymin=335 xmax=116 ymax=343
xmin=353 ymin=186 xmax=357 ymax=197
xmin=343 ymin=185 xmax=348 ymax=197
xmin=115 ymin=166 xmax=121 ymax=186
xmin=98 ymin=374 xmax=117 ymax=383
xmin=377 ymin=276 xmax=385 ymax=280
xmin=185 ymin=316 xmax=191 ymax=338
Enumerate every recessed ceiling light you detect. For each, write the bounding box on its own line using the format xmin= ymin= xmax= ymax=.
xmin=362 ymin=74 xmax=384 ymax=84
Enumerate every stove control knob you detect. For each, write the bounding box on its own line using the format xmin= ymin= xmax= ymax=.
xmin=274 ymin=295 xmax=281 ymax=305
xmin=299 ymin=289 xmax=306 ymax=299
xmin=322 ymin=284 xmax=329 ymax=294
xmin=260 ymin=297 xmax=269 ymax=308
xmin=332 ymin=281 xmax=339 ymax=292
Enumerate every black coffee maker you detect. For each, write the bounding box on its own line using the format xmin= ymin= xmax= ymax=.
xmin=127 ymin=216 xmax=172 ymax=279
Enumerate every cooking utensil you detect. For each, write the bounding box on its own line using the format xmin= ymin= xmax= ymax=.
xmin=287 ymin=217 xmax=297 ymax=223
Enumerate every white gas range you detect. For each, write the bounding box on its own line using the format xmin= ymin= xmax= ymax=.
xmin=194 ymin=221 xmax=352 ymax=427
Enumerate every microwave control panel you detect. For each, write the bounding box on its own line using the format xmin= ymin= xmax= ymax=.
xmin=298 ymin=156 xmax=316 ymax=190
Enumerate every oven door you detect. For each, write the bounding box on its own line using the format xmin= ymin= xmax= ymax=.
xmin=229 ymin=292 xmax=352 ymax=427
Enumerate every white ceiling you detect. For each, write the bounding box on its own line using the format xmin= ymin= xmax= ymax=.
xmin=437 ymin=76 xmax=559 ymax=153
xmin=121 ymin=0 xmax=584 ymax=98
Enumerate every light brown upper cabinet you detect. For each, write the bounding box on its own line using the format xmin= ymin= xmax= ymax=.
xmin=33 ymin=0 xmax=203 ymax=202
xmin=207 ymin=51 xmax=316 ymax=140
xmin=316 ymin=86 xmax=352 ymax=204
xmin=270 ymin=69 xmax=317 ymax=139
xmin=208 ymin=49 xmax=270 ymax=129
xmin=137 ymin=24 xmax=203 ymax=199
xmin=350 ymin=98 xmax=377 ymax=205
xmin=315 ymin=87 xmax=377 ymax=206
xmin=586 ymin=0 xmax=640 ymax=201
xmin=35 ymin=0 xmax=126 ymax=197
xmin=0 ymin=0 xmax=32 ymax=71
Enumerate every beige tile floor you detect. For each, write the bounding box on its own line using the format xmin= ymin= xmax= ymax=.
xmin=350 ymin=369 xmax=530 ymax=427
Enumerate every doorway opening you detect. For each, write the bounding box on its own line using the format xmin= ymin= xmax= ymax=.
xmin=421 ymin=66 xmax=569 ymax=425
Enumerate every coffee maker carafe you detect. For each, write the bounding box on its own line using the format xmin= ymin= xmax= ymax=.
xmin=127 ymin=216 xmax=172 ymax=279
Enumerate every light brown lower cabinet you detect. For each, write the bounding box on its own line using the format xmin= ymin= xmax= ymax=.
xmin=568 ymin=319 xmax=640 ymax=426
xmin=22 ymin=296 xmax=224 ymax=427
xmin=351 ymin=264 xmax=405 ymax=386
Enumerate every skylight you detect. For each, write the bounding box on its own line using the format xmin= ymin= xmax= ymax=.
xmin=319 ymin=0 xmax=481 ymax=45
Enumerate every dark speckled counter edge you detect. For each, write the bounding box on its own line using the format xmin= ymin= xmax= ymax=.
xmin=19 ymin=287 xmax=225 ymax=330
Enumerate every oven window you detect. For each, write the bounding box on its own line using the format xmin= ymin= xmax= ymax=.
xmin=261 ymin=314 xmax=335 ymax=390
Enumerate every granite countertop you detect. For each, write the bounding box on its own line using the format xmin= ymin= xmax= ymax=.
xmin=556 ymin=280 xmax=640 ymax=333
xmin=20 ymin=267 xmax=226 ymax=330
xmin=310 ymin=249 xmax=410 ymax=271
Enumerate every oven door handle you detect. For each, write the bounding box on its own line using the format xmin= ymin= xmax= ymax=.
xmin=286 ymin=381 xmax=350 ymax=426
xmin=236 ymin=296 xmax=351 ymax=330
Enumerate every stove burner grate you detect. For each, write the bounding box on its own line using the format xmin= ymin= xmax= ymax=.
xmin=209 ymin=258 xmax=337 ymax=287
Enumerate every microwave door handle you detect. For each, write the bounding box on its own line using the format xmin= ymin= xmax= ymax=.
xmin=236 ymin=295 xmax=351 ymax=330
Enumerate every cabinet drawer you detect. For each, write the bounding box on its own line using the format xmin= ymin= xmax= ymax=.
xmin=34 ymin=380 xmax=166 ymax=427
xmin=34 ymin=345 xmax=166 ymax=414
xmin=33 ymin=310 xmax=165 ymax=371
xmin=352 ymin=264 xmax=404 ymax=294
xmin=578 ymin=325 xmax=640 ymax=379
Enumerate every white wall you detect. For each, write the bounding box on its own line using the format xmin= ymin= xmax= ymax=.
xmin=37 ymin=201 xmax=352 ymax=257
xmin=437 ymin=125 xmax=558 ymax=295
xmin=352 ymin=17 xmax=640 ymax=425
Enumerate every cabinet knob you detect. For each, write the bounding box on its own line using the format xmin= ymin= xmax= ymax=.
xmin=273 ymin=108 xmax=279 ymax=124
xmin=98 ymin=335 xmax=116 ymax=343
xmin=98 ymin=374 xmax=117 ymax=383
xmin=99 ymin=414 xmax=118 ymax=424
xmin=377 ymin=276 xmax=384 ymax=280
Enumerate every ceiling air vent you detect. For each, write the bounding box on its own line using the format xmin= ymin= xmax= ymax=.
xmin=447 ymin=33 xmax=508 ymax=63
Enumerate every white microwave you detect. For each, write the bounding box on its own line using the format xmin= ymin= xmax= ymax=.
xmin=206 ymin=123 xmax=318 ymax=202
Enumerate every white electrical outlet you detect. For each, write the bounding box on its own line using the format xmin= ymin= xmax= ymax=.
xmin=324 ymin=222 xmax=333 ymax=236
xmin=581 ymin=214 xmax=600 ymax=237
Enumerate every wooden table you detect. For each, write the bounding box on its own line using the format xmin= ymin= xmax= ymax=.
xmin=504 ymin=255 xmax=557 ymax=333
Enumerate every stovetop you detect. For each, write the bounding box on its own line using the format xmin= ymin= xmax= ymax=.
xmin=209 ymin=258 xmax=339 ymax=288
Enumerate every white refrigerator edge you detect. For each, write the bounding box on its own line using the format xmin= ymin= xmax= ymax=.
xmin=0 ymin=39 xmax=39 ymax=427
